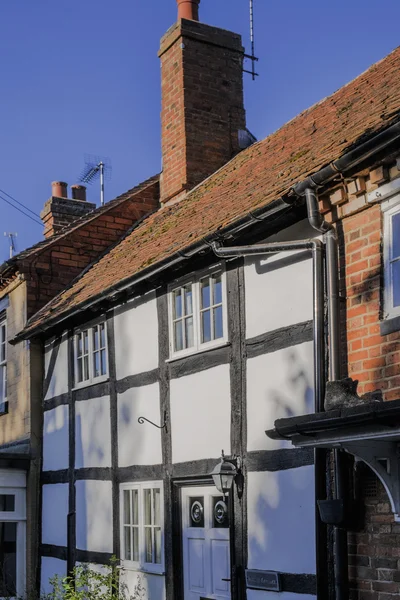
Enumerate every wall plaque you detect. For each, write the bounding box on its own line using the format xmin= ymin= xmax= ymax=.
xmin=245 ymin=569 xmax=281 ymax=591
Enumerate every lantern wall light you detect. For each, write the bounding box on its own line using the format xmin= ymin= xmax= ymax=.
xmin=211 ymin=450 xmax=242 ymax=498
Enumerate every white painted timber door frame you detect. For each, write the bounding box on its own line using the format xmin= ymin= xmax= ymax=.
xmin=180 ymin=483 xmax=232 ymax=600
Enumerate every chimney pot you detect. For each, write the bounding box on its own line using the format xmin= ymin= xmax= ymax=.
xmin=177 ymin=0 xmax=200 ymax=21
xmin=51 ymin=181 xmax=68 ymax=198
xmin=71 ymin=184 xmax=87 ymax=202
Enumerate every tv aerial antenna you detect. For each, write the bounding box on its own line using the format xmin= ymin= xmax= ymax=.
xmin=79 ymin=154 xmax=112 ymax=206
xmin=244 ymin=0 xmax=259 ymax=80
xmin=4 ymin=232 xmax=17 ymax=259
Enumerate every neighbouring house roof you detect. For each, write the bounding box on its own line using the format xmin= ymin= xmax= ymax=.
xmin=0 ymin=174 xmax=160 ymax=275
xmin=22 ymin=46 xmax=400 ymax=337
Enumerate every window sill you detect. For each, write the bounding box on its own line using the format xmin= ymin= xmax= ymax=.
xmin=72 ymin=376 xmax=109 ymax=392
xmin=166 ymin=340 xmax=231 ymax=363
xmin=380 ymin=316 xmax=400 ymax=336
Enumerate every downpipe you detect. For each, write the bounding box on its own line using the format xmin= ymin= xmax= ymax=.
xmin=212 ymin=236 xmax=327 ymax=596
xmin=304 ymin=188 xmax=348 ymax=600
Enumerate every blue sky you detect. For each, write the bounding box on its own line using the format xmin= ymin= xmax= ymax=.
xmin=1 ymin=0 xmax=400 ymax=259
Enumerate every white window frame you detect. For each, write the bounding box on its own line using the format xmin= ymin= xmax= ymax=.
xmin=0 ymin=317 xmax=7 ymax=413
xmin=120 ymin=481 xmax=164 ymax=575
xmin=73 ymin=319 xmax=109 ymax=389
xmin=168 ymin=266 xmax=228 ymax=359
xmin=383 ymin=194 xmax=400 ymax=319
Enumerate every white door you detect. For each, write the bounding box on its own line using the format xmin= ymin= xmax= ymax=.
xmin=182 ymin=485 xmax=231 ymax=600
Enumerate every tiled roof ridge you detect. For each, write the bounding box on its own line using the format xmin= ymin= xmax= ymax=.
xmin=0 ymin=173 xmax=160 ymax=271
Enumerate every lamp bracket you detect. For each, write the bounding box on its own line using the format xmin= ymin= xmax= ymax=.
xmin=138 ymin=410 xmax=168 ymax=432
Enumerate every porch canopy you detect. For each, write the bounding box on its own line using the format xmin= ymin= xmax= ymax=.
xmin=266 ymin=399 xmax=400 ymax=521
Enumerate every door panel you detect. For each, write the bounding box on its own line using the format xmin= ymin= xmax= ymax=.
xmin=182 ymin=486 xmax=231 ymax=600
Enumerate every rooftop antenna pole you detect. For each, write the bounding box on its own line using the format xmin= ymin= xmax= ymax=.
xmin=249 ymin=0 xmax=256 ymax=80
xmin=4 ymin=232 xmax=17 ymax=259
xmin=78 ymin=155 xmax=112 ymax=206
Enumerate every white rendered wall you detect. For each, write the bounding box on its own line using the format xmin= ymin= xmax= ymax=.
xmin=75 ymin=480 xmax=113 ymax=553
xmin=114 ymin=293 xmax=159 ymax=379
xmin=118 ymin=383 xmax=162 ymax=467
xmin=170 ymin=365 xmax=231 ymax=463
xmin=40 ymin=557 xmax=67 ymax=594
xmin=247 ymin=341 xmax=314 ymax=451
xmin=247 ymin=467 xmax=316 ymax=575
xmin=75 ymin=397 xmax=111 ymax=468
xmin=42 ymin=484 xmax=69 ymax=547
xmin=244 ymin=220 xmax=317 ymax=340
xmin=122 ymin=570 xmax=166 ymax=600
xmin=43 ymin=405 xmax=69 ymax=471
xmin=44 ymin=333 xmax=69 ymax=400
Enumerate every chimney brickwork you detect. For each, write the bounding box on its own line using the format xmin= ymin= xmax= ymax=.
xmin=159 ymin=18 xmax=246 ymax=204
xmin=40 ymin=183 xmax=95 ymax=238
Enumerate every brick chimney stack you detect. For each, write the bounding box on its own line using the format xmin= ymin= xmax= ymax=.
xmin=40 ymin=182 xmax=96 ymax=238
xmin=159 ymin=0 xmax=246 ymax=204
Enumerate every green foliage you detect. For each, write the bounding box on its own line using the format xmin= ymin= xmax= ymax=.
xmin=46 ymin=559 xmax=146 ymax=600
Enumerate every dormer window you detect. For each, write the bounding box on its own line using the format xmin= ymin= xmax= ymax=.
xmin=0 ymin=318 xmax=6 ymax=412
xmin=169 ymin=268 xmax=227 ymax=358
xmin=74 ymin=321 xmax=108 ymax=387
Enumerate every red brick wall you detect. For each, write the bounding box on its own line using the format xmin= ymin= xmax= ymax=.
xmin=159 ymin=19 xmax=246 ymax=203
xmin=340 ymin=198 xmax=400 ymax=399
xmin=22 ymin=180 xmax=159 ymax=318
xmin=348 ymin=467 xmax=400 ymax=598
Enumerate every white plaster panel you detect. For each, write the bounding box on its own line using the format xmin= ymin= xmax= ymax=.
xmin=244 ymin=251 xmax=313 ymax=339
xmin=42 ymin=484 xmax=69 ymax=547
xmin=247 ymin=341 xmax=314 ymax=451
xmin=247 ymin=591 xmax=315 ymax=600
xmin=75 ymin=397 xmax=111 ymax=468
xmin=44 ymin=333 xmax=69 ymax=400
xmin=40 ymin=557 xmax=67 ymax=594
xmin=118 ymin=383 xmax=162 ymax=467
xmin=170 ymin=365 xmax=231 ymax=463
xmin=43 ymin=405 xmax=69 ymax=471
xmin=247 ymin=467 xmax=316 ymax=574
xmin=114 ymin=293 xmax=159 ymax=378
xmin=75 ymin=480 xmax=113 ymax=553
xmin=122 ymin=570 xmax=165 ymax=600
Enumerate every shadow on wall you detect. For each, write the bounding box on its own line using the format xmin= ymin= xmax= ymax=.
xmin=248 ymin=467 xmax=316 ymax=575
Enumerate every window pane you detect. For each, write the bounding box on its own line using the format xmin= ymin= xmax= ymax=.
xmin=392 ymin=212 xmax=400 ymax=258
xmin=93 ymin=326 xmax=99 ymax=351
xmin=144 ymin=489 xmax=152 ymax=525
xmin=123 ymin=490 xmax=131 ymax=525
xmin=131 ymin=490 xmax=139 ymax=525
xmin=201 ymin=311 xmax=211 ymax=343
xmin=0 ymin=366 xmax=5 ymax=403
xmin=213 ymin=275 xmax=222 ymax=305
xmin=153 ymin=489 xmax=161 ymax=526
xmin=124 ymin=526 xmax=131 ymax=561
xmin=83 ymin=331 xmax=89 ymax=354
xmin=174 ymin=321 xmax=183 ymax=352
xmin=174 ymin=290 xmax=182 ymax=319
xmin=145 ymin=527 xmax=153 ymax=563
xmin=0 ymin=522 xmax=16 ymax=597
xmin=100 ymin=323 xmax=106 ymax=348
xmin=185 ymin=316 xmax=194 ymax=348
xmin=201 ymin=278 xmax=211 ymax=309
xmin=184 ymin=285 xmax=193 ymax=315
xmin=93 ymin=352 xmax=100 ymax=378
xmin=100 ymin=349 xmax=107 ymax=376
xmin=155 ymin=527 xmax=162 ymax=564
xmin=214 ymin=306 xmax=223 ymax=339
xmin=77 ymin=335 xmax=82 ymax=358
xmin=0 ymin=496 xmax=14 ymax=512
xmin=392 ymin=260 xmax=400 ymax=307
xmin=77 ymin=358 xmax=83 ymax=383
xmin=84 ymin=356 xmax=89 ymax=381
xmin=132 ymin=527 xmax=139 ymax=562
